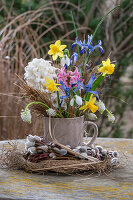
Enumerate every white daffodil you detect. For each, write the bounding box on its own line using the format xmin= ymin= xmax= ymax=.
xmin=46 ymin=108 xmax=56 ymax=116
xmin=21 ymin=108 xmax=31 ymax=124
xmin=70 ymin=95 xmax=82 ymax=106
xmin=24 ymin=58 xmax=57 ymax=92
xmin=88 ymin=113 xmax=97 ymax=120
xmin=107 ymin=112 xmax=115 ymax=123
xmin=95 ymin=100 xmax=105 ymax=114
xmin=61 ymin=55 xmax=70 ymax=67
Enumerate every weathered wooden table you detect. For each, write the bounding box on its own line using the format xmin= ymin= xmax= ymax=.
xmin=0 ymin=138 xmax=133 ymax=200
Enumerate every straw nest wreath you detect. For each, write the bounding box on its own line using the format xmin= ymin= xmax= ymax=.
xmin=0 ymin=144 xmax=116 ymax=175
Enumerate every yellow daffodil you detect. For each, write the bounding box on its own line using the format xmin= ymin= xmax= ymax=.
xmin=44 ymin=77 xmax=60 ymax=93
xmin=98 ymin=58 xmax=115 ymax=76
xmin=79 ymin=94 xmax=98 ymax=113
xmin=48 ymin=40 xmax=66 ymax=61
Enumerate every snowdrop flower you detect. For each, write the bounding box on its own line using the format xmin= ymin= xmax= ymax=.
xmin=61 ymin=55 xmax=70 ymax=67
xmin=46 ymin=108 xmax=56 ymax=116
xmin=21 ymin=108 xmax=31 ymax=124
xmin=95 ymin=100 xmax=105 ymax=114
xmin=24 ymin=58 xmax=57 ymax=92
xmin=70 ymin=95 xmax=82 ymax=106
xmin=107 ymin=112 xmax=115 ymax=123
xmin=88 ymin=113 xmax=97 ymax=120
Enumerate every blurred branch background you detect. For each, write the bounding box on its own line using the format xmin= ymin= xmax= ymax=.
xmin=0 ymin=0 xmax=133 ymax=140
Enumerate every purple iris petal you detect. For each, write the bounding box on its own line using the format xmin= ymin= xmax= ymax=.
xmin=76 ymin=75 xmax=98 ymax=95
xmin=60 ymin=81 xmax=70 ymax=100
xmin=86 ymin=64 xmax=90 ymax=69
xmin=85 ymin=74 xmax=96 ymax=90
xmin=80 ymin=48 xmax=86 ymax=54
xmin=72 ymin=34 xmax=103 ymax=55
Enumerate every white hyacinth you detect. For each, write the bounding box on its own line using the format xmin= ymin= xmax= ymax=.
xmin=107 ymin=112 xmax=115 ymax=123
xmin=47 ymin=108 xmax=56 ymax=116
xmin=70 ymin=95 xmax=82 ymax=106
xmin=88 ymin=113 xmax=97 ymax=120
xmin=61 ymin=55 xmax=70 ymax=67
xmin=24 ymin=58 xmax=57 ymax=92
xmin=21 ymin=108 xmax=31 ymax=124
xmin=95 ymin=100 xmax=105 ymax=114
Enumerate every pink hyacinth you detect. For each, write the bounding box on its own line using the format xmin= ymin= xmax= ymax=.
xmin=57 ymin=67 xmax=80 ymax=89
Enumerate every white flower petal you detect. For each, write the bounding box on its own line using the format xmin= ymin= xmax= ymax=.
xmin=61 ymin=55 xmax=70 ymax=67
xmin=88 ymin=113 xmax=97 ymax=120
xmin=70 ymin=98 xmax=74 ymax=106
xmin=107 ymin=112 xmax=115 ymax=123
xmin=95 ymin=100 xmax=105 ymax=114
xmin=24 ymin=58 xmax=57 ymax=92
xmin=47 ymin=108 xmax=56 ymax=116
xmin=75 ymin=95 xmax=82 ymax=106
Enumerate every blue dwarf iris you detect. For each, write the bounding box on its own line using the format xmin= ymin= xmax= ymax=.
xmin=59 ymin=81 xmax=70 ymax=106
xmin=72 ymin=35 xmax=103 ymax=54
xmin=76 ymin=74 xmax=98 ymax=96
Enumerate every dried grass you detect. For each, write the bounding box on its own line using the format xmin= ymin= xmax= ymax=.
xmin=0 ymin=147 xmax=113 ymax=175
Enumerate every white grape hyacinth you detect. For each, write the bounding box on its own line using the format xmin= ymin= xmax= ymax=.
xmin=70 ymin=95 xmax=82 ymax=106
xmin=24 ymin=58 xmax=57 ymax=92
xmin=88 ymin=113 xmax=97 ymax=120
xmin=46 ymin=108 xmax=56 ymax=116
xmin=107 ymin=112 xmax=115 ymax=123
xmin=61 ymin=55 xmax=70 ymax=67
xmin=95 ymin=100 xmax=105 ymax=114
xmin=21 ymin=108 xmax=31 ymax=124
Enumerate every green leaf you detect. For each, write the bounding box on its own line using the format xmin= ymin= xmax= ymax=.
xmin=92 ymin=74 xmax=104 ymax=91
xmin=85 ymin=74 xmax=104 ymax=101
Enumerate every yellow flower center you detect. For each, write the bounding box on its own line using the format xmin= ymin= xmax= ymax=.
xmin=51 ymin=46 xmax=59 ymax=54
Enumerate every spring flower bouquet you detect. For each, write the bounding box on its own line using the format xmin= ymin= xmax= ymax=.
xmin=1 ymin=8 xmax=120 ymax=175
xmin=21 ymin=37 xmax=115 ymax=124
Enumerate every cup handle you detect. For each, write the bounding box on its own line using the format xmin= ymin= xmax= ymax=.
xmin=83 ymin=121 xmax=98 ymax=146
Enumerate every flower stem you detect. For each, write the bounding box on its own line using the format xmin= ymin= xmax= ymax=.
xmin=83 ymin=6 xmax=120 ymax=67
xmin=25 ymin=101 xmax=62 ymax=118
xmin=25 ymin=101 xmax=49 ymax=110
xmin=71 ymin=11 xmax=80 ymax=56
